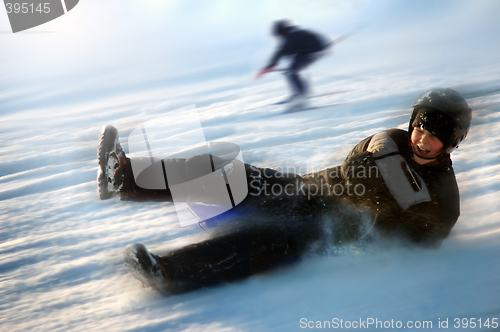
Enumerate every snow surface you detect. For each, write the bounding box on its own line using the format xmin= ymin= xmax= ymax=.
xmin=1 ymin=1 xmax=500 ymax=331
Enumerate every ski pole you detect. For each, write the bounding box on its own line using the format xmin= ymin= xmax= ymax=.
xmin=330 ymin=23 xmax=369 ymax=45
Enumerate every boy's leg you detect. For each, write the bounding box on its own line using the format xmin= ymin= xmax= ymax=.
xmin=125 ymin=200 xmax=372 ymax=295
xmin=125 ymin=211 xmax=325 ymax=295
xmin=99 ymin=125 xmax=314 ymax=204
xmin=119 ymin=157 xmax=258 ymax=203
xmin=158 ymin=220 xmax=293 ymax=293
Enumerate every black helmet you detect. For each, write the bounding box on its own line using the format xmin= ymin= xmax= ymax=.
xmin=409 ymin=88 xmax=472 ymax=154
xmin=272 ymin=19 xmax=296 ymax=37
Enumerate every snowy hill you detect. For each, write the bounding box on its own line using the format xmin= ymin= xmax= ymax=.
xmin=1 ymin=0 xmax=500 ymax=331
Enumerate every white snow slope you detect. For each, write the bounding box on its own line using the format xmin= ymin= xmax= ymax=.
xmin=1 ymin=1 xmax=500 ymax=331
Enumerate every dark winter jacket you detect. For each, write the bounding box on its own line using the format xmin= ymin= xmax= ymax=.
xmin=267 ymin=28 xmax=331 ymax=67
xmin=337 ymin=129 xmax=460 ymax=247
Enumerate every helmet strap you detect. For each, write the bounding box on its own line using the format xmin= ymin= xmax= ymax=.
xmin=412 ymin=152 xmax=445 ymax=161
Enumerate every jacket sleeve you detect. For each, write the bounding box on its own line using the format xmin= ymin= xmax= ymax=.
xmin=398 ymin=168 xmax=460 ymax=247
xmin=396 ymin=204 xmax=456 ymax=248
xmin=267 ymin=34 xmax=302 ymax=67
xmin=343 ymin=135 xmax=374 ymax=162
xmin=267 ymin=36 xmax=297 ymax=67
xmin=267 ymin=44 xmax=287 ymax=67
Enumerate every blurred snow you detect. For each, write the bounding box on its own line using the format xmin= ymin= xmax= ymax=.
xmin=1 ymin=0 xmax=500 ymax=331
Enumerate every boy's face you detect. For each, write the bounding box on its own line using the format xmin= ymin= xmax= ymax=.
xmin=410 ymin=127 xmax=444 ymax=165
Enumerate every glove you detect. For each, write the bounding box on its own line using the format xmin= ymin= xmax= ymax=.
xmin=255 ymin=65 xmax=276 ymax=79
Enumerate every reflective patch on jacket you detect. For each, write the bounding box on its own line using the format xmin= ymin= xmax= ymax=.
xmin=367 ymin=132 xmax=431 ymax=211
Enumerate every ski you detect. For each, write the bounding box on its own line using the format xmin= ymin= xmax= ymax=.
xmin=281 ymin=103 xmax=341 ymax=114
xmin=273 ymin=90 xmax=349 ymax=105
xmin=251 ymin=102 xmax=342 ymax=121
xmin=246 ymin=90 xmax=348 ymax=112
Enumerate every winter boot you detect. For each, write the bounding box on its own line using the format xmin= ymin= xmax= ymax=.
xmin=97 ymin=125 xmax=126 ymax=199
xmin=123 ymin=243 xmax=169 ymax=294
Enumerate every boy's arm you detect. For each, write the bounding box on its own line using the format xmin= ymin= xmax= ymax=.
xmin=397 ymin=200 xmax=459 ymax=248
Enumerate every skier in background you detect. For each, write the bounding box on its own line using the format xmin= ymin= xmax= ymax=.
xmin=256 ymin=19 xmax=332 ymax=109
